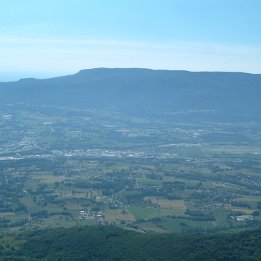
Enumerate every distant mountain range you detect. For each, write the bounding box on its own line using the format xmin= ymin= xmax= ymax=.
xmin=1 ymin=68 xmax=261 ymax=121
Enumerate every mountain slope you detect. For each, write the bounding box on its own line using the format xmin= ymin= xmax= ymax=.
xmin=0 ymin=68 xmax=261 ymax=121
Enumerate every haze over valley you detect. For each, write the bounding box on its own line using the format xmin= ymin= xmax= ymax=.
xmin=0 ymin=69 xmax=261 ymax=237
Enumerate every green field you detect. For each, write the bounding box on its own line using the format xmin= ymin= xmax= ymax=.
xmin=0 ymin=104 xmax=261 ymax=234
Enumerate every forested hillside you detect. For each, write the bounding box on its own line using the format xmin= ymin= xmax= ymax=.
xmin=1 ymin=226 xmax=261 ymax=261
xmin=1 ymin=68 xmax=261 ymax=121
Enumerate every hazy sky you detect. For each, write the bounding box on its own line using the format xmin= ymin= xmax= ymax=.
xmin=0 ymin=0 xmax=261 ymax=80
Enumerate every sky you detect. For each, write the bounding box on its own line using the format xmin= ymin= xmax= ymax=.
xmin=0 ymin=0 xmax=261 ymax=81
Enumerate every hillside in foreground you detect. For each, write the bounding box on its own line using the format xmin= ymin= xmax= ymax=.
xmin=1 ymin=226 xmax=261 ymax=261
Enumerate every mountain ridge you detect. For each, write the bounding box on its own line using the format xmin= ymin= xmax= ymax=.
xmin=0 ymin=68 xmax=261 ymax=121
xmin=2 ymin=68 xmax=260 ymax=84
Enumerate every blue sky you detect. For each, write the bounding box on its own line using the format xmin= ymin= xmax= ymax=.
xmin=0 ymin=0 xmax=261 ymax=80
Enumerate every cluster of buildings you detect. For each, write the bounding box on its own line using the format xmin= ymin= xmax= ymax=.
xmin=79 ymin=210 xmax=104 ymax=220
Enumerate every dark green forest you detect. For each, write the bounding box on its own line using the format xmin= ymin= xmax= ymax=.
xmin=1 ymin=226 xmax=261 ymax=261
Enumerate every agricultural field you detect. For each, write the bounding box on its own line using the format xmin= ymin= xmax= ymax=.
xmin=0 ymin=103 xmax=261 ymax=234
